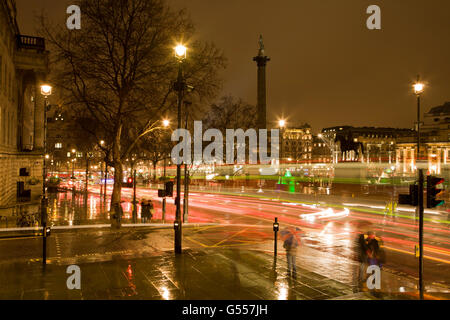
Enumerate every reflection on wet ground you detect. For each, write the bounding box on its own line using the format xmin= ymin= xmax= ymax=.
xmin=47 ymin=191 xmax=137 ymax=226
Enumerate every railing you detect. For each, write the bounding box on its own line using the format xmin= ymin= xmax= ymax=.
xmin=16 ymin=35 xmax=45 ymax=51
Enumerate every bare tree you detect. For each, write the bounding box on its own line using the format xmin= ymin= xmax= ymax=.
xmin=41 ymin=0 xmax=226 ymax=226
xmin=204 ymin=96 xmax=257 ymax=132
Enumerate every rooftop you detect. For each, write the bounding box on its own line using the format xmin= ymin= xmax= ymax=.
xmin=426 ymin=102 xmax=450 ymax=116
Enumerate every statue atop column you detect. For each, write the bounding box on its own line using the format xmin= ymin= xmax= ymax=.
xmin=253 ymin=35 xmax=270 ymax=130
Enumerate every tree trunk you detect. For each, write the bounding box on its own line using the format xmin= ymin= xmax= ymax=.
xmin=110 ymin=125 xmax=123 ymax=228
xmin=153 ymin=162 xmax=157 ymax=182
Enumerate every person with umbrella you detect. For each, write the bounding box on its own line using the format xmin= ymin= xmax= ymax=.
xmin=280 ymin=227 xmax=302 ymax=279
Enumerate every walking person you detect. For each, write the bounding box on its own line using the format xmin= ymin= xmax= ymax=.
xmin=353 ymin=231 xmax=369 ymax=292
xmin=141 ymin=199 xmax=150 ymax=223
xmin=281 ymin=227 xmax=302 ymax=279
xmin=367 ymin=231 xmax=385 ymax=268
xmin=366 ymin=231 xmax=385 ymax=297
xmin=147 ymin=199 xmax=155 ymax=221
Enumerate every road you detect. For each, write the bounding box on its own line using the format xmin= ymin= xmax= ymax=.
xmin=105 ymin=184 xmax=450 ymax=290
xmin=3 ymin=184 xmax=449 ymax=296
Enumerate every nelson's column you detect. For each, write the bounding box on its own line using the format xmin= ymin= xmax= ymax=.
xmin=253 ymin=35 xmax=270 ymax=130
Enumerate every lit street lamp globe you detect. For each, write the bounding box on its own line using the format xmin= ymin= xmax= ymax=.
xmin=278 ymin=119 xmax=286 ymax=128
xmin=40 ymin=84 xmax=52 ymax=97
xmin=413 ymin=83 xmax=424 ymax=95
xmin=174 ymin=44 xmax=187 ymax=60
xmin=163 ymin=119 xmax=170 ymax=127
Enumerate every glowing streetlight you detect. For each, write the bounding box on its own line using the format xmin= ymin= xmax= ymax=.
xmin=174 ymin=44 xmax=187 ymax=60
xmin=278 ymin=119 xmax=286 ymax=128
xmin=40 ymin=84 xmax=52 ymax=97
xmin=163 ymin=119 xmax=170 ymax=127
xmin=100 ymin=140 xmax=105 ymax=146
xmin=71 ymin=149 xmax=76 ymax=154
xmin=40 ymin=84 xmax=53 ymax=265
xmin=413 ymin=82 xmax=424 ymax=95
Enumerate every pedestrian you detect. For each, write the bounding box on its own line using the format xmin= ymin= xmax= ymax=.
xmin=367 ymin=231 xmax=385 ymax=268
xmin=282 ymin=227 xmax=301 ymax=279
xmin=147 ymin=199 xmax=155 ymax=221
xmin=141 ymin=199 xmax=150 ymax=223
xmin=352 ymin=231 xmax=369 ymax=292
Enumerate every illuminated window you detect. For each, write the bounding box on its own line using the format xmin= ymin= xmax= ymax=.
xmin=55 ymin=142 xmax=62 ymax=149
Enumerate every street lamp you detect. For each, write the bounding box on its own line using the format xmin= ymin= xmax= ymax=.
xmin=71 ymin=150 xmax=77 ymax=179
xmin=413 ymin=76 xmax=425 ymax=163
xmin=278 ymin=119 xmax=286 ymax=165
xmin=413 ymin=75 xmax=425 ymax=300
xmin=161 ymin=119 xmax=171 ymax=222
xmin=40 ymin=85 xmax=52 ymax=97
xmin=175 ymin=44 xmax=187 ymax=60
xmin=40 ymin=83 xmax=52 ymax=265
xmin=173 ymin=43 xmax=187 ymax=254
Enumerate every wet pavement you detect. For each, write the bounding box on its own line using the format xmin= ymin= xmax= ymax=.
xmin=0 ymin=226 xmax=446 ymax=300
xmin=1 ymin=187 xmax=450 ymax=300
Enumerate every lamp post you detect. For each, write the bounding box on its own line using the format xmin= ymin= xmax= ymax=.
xmin=278 ymin=120 xmax=286 ymax=164
xmin=173 ymin=44 xmax=187 ymax=254
xmin=99 ymin=140 xmax=105 ymax=198
xmin=413 ymin=75 xmax=425 ymax=300
xmin=40 ymin=84 xmax=52 ymax=266
xmin=162 ymin=119 xmax=170 ymax=222
xmin=413 ymin=76 xmax=424 ymax=165
xmin=71 ymin=149 xmax=77 ymax=179
xmin=183 ymin=101 xmax=192 ymax=223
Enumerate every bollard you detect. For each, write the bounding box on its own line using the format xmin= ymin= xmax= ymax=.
xmin=273 ymin=218 xmax=279 ymax=256
xmin=162 ymin=198 xmax=166 ymax=222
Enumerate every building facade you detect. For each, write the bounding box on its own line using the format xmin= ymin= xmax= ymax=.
xmin=396 ymin=102 xmax=450 ymax=175
xmin=281 ymin=124 xmax=313 ymax=163
xmin=0 ymin=0 xmax=49 ymax=213
xmin=321 ymin=126 xmax=414 ymax=163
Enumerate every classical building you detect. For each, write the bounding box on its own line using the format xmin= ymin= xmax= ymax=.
xmin=396 ymin=102 xmax=450 ymax=175
xmin=321 ymin=126 xmax=414 ymax=163
xmin=312 ymin=135 xmax=332 ymax=163
xmin=281 ymin=124 xmax=313 ymax=163
xmin=0 ymin=0 xmax=49 ymax=213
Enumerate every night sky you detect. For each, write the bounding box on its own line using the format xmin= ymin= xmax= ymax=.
xmin=15 ymin=0 xmax=450 ymax=132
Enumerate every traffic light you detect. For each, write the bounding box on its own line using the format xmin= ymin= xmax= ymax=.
xmin=426 ymin=176 xmax=445 ymax=208
xmin=122 ymin=177 xmax=133 ymax=188
xmin=165 ymin=181 xmax=174 ymax=197
xmin=398 ymin=184 xmax=419 ymax=206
